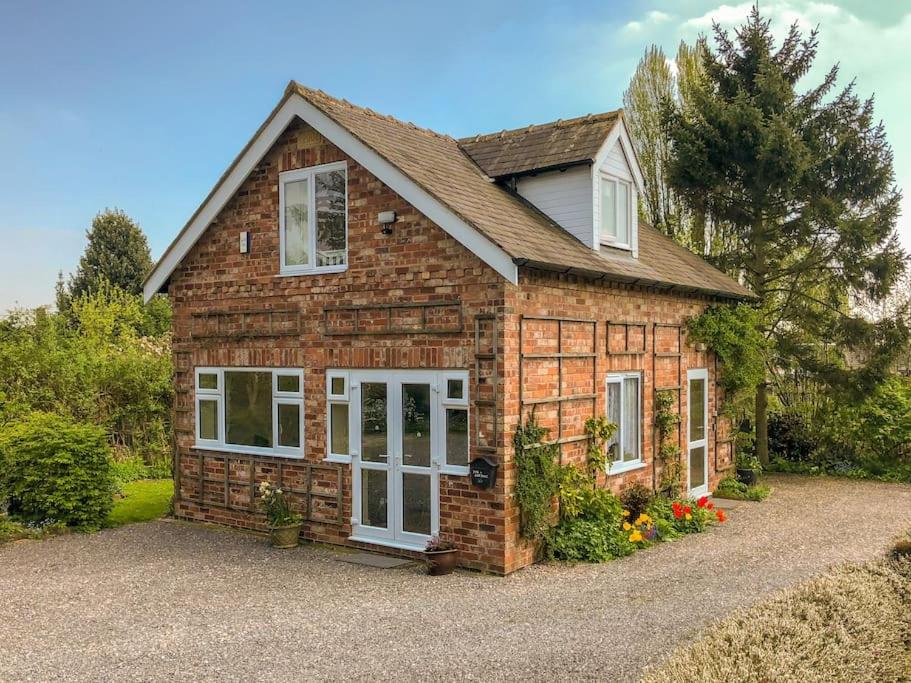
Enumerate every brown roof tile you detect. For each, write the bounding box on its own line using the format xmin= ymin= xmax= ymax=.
xmin=458 ymin=111 xmax=620 ymax=177
xmin=289 ymin=83 xmax=752 ymax=300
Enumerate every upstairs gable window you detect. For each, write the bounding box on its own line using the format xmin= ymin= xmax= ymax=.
xmin=600 ymin=174 xmax=632 ymax=250
xmin=279 ymin=161 xmax=348 ymax=275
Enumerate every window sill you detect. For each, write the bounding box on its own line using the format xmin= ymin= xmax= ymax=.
xmin=277 ymin=264 xmax=348 ymax=278
xmin=608 ymin=460 xmax=646 ymax=476
xmin=599 ymin=240 xmax=632 ymax=252
xmin=193 ymin=443 xmax=305 ymax=459
xmin=323 ymin=455 xmax=352 ymax=465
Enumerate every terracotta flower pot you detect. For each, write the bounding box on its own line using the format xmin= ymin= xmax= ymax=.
xmin=269 ymin=523 xmax=302 ymax=549
xmin=425 ymin=548 xmax=459 ymax=576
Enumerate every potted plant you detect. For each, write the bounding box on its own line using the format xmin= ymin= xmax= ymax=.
xmin=736 ymin=453 xmax=762 ymax=486
xmin=424 ymin=536 xmax=458 ymax=575
xmin=259 ymin=481 xmax=303 ymax=548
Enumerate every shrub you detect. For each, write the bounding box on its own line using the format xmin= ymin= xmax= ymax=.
xmin=713 ymin=476 xmax=770 ymax=501
xmin=620 ymin=482 xmax=653 ymax=520
xmin=0 ymin=412 xmax=115 ymax=529
xmin=548 ymin=517 xmax=635 ymax=563
xmin=112 ymin=455 xmax=150 ymax=486
xmin=768 ymin=411 xmax=816 ymax=462
xmin=642 ymin=555 xmax=911 ymax=682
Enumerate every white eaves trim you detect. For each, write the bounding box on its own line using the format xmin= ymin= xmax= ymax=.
xmin=143 ymin=93 xmax=518 ymax=301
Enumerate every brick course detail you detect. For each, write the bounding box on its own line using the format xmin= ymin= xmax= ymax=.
xmin=167 ymin=119 xmax=733 ymax=575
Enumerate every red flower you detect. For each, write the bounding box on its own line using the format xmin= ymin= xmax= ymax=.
xmin=707 ymin=502 xmax=715 ymax=510
xmin=716 ymin=509 xmax=726 ymax=523
xmin=697 ymin=496 xmax=708 ymax=508
xmin=673 ymin=508 xmax=683 ymax=519
xmin=683 ymin=505 xmax=692 ymax=515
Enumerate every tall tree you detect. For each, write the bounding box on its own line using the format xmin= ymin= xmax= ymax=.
xmin=68 ymin=209 xmax=152 ymax=299
xmin=623 ymin=40 xmax=708 ymax=250
xmin=661 ymin=8 xmax=907 ymax=465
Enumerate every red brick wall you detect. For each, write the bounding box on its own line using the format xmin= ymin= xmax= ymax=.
xmin=501 ymin=270 xmax=735 ymax=573
xmin=168 ymin=119 xmax=510 ymax=573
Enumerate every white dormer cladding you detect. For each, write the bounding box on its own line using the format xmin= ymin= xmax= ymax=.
xmin=512 ymin=119 xmax=642 ymax=258
xmin=515 ymin=166 xmax=594 ymax=247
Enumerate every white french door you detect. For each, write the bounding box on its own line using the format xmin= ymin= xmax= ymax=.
xmin=349 ymin=370 xmax=440 ymax=549
xmin=687 ymin=368 xmax=709 ymax=497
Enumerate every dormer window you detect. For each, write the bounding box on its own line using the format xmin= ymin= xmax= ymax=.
xmin=600 ymin=174 xmax=632 ymax=249
xmin=279 ymin=161 xmax=348 ymax=275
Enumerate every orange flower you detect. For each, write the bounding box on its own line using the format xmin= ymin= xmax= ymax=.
xmin=716 ymin=509 xmax=726 ymax=523
xmin=707 ymin=502 xmax=715 ymax=510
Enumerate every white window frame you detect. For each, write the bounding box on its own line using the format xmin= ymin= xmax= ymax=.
xmin=325 ymin=370 xmax=352 ymax=464
xmin=194 ymin=367 xmax=305 ymax=458
xmin=278 ymin=160 xmax=348 ymax=276
xmin=599 ymin=172 xmax=633 ymax=251
xmin=605 ymin=371 xmax=644 ymax=475
xmin=440 ymin=371 xmax=470 ymax=475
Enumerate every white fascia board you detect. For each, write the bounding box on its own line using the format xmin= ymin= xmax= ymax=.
xmin=144 ymin=94 xmax=517 ymax=301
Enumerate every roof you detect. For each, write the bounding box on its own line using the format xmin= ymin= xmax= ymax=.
xmin=458 ymin=111 xmax=621 ymax=178
xmin=144 ymin=82 xmax=753 ymax=302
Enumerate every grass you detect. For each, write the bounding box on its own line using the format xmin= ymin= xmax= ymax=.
xmin=642 ymin=538 xmax=911 ymax=683
xmin=106 ymin=479 xmax=173 ymax=527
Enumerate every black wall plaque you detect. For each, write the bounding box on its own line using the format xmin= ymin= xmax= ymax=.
xmin=469 ymin=457 xmax=499 ymax=490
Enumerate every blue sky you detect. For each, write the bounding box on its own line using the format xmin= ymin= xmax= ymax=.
xmin=1 ymin=0 xmax=909 ymax=311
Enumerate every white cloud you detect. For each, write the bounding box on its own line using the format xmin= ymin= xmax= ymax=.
xmin=624 ymin=10 xmax=674 ymax=33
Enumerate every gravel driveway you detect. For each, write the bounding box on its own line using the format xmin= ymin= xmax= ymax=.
xmin=2 ymin=474 xmax=910 ymax=682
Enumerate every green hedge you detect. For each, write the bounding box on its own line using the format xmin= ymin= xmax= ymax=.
xmin=0 ymin=412 xmax=115 ymax=529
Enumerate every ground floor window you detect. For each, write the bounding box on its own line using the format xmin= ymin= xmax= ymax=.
xmin=194 ymin=368 xmax=304 ymax=458
xmin=606 ymin=372 xmax=641 ymax=472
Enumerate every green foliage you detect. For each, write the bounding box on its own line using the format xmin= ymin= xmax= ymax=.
xmin=0 ymin=517 xmax=67 ymax=544
xmin=0 ymin=412 xmax=115 ymax=529
xmin=0 ymin=287 xmax=173 ymax=467
xmin=106 ymin=479 xmax=173 ymax=527
xmin=654 ymin=389 xmax=682 ymax=494
xmin=112 ymin=456 xmax=153 ymax=487
xmin=688 ymin=305 xmax=768 ymax=399
xmin=584 ymin=416 xmax=616 ymax=477
xmin=513 ymin=417 xmax=562 ymax=542
xmin=623 ymin=40 xmax=710 ymax=248
xmin=65 ymin=209 xmax=153 ymax=301
xmin=620 ymin=482 xmax=653 ymax=520
xmin=768 ymin=376 xmax=911 ymax=482
xmin=646 ymin=496 xmax=683 ymax=541
xmin=713 ymin=476 xmax=770 ymax=501
xmin=548 ymin=517 xmax=635 ymax=563
xmin=660 ymin=8 xmax=909 ymax=465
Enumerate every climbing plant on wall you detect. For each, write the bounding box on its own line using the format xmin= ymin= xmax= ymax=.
xmin=655 ymin=389 xmax=682 ymax=494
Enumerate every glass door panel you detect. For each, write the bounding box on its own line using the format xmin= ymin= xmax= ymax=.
xmin=687 ymin=369 xmax=709 ymax=496
xmin=361 ymin=382 xmax=389 ymax=463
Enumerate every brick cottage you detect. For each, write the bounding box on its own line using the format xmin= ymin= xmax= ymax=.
xmin=144 ymin=82 xmax=752 ymax=574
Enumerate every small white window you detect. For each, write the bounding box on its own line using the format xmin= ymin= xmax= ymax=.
xmin=279 ymin=161 xmax=348 ymax=275
xmin=600 ymin=175 xmax=632 ymax=249
xmin=194 ymin=368 xmax=304 ymax=458
xmin=326 ymin=371 xmax=351 ymax=463
xmin=441 ymin=372 xmax=469 ymax=472
xmin=606 ymin=372 xmax=641 ymax=473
